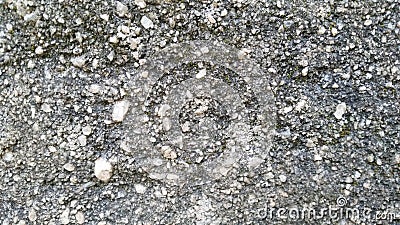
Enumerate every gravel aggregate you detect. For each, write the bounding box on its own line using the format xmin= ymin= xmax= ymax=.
xmin=0 ymin=0 xmax=399 ymax=224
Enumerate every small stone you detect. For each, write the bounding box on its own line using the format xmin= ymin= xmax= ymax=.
xmin=345 ymin=177 xmax=353 ymax=184
xmin=334 ymin=102 xmax=346 ymax=119
xmin=116 ymin=1 xmax=129 ymax=17
xmin=162 ymin=146 xmax=177 ymax=159
xmin=314 ymin=154 xmax=323 ymax=161
xmin=196 ymin=69 xmax=207 ymax=79
xmin=112 ymin=100 xmax=130 ymax=122
xmin=331 ymin=27 xmax=338 ymax=36
xmin=134 ymin=183 xmax=147 ymax=194
xmin=27 ymin=60 xmax=35 ymax=68
xmin=363 ymin=181 xmax=371 ymax=189
xmin=82 ymin=126 xmax=92 ymax=135
xmin=49 ymin=146 xmax=57 ymax=152
xmin=92 ymin=59 xmax=99 ymax=68
xmin=88 ymin=84 xmax=101 ymax=94
xmin=71 ymin=56 xmax=86 ymax=68
xmin=342 ymin=73 xmax=351 ymax=79
xmin=367 ymin=154 xmax=374 ymax=163
xmin=282 ymin=106 xmax=293 ymax=114
xmin=306 ymin=139 xmax=315 ymax=148
xmin=35 ymin=46 xmax=44 ymax=55
xmin=295 ymin=100 xmax=306 ymax=111
xmin=220 ymin=9 xmax=228 ymax=17
xmin=109 ymin=35 xmax=118 ymax=44
xmin=279 ymin=175 xmax=287 ymax=182
xmin=135 ymin=0 xmax=146 ymax=8
xmin=265 ymin=172 xmax=274 ymax=180
xmin=299 ymin=59 xmax=308 ymax=67
xmin=162 ymin=117 xmax=171 ymax=131
xmin=60 ymin=208 xmax=70 ymax=225
xmin=268 ymin=68 xmax=277 ymax=73
xmin=376 ymin=158 xmax=382 ymax=166
xmin=166 ymin=173 xmax=179 ymax=180
xmin=107 ymin=51 xmax=115 ymax=61
xmin=77 ymin=135 xmax=87 ymax=146
xmin=63 ymin=163 xmax=75 ymax=172
xmin=28 ymin=208 xmax=37 ymax=222
xmin=3 ymin=152 xmax=13 ymax=161
xmin=364 ymin=19 xmax=372 ymax=26
xmin=75 ymin=211 xmax=85 ymax=224
xmin=157 ymin=104 xmax=170 ymax=117
xmin=207 ymin=14 xmax=216 ymax=24
xmin=354 ymin=171 xmax=361 ymax=179
xmin=100 ymin=14 xmax=109 ymax=21
xmin=301 ymin=67 xmax=309 ymax=76
xmin=395 ymin=154 xmax=400 ymax=164
xmin=129 ymin=38 xmax=139 ymax=50
xmin=317 ymin=26 xmax=326 ymax=35
xmin=94 ymin=158 xmax=113 ymax=182
xmin=41 ymin=103 xmax=52 ymax=113
xmin=391 ymin=66 xmax=398 ymax=74
xmin=181 ymin=121 xmax=190 ymax=132
xmin=141 ymin=16 xmax=154 ymax=29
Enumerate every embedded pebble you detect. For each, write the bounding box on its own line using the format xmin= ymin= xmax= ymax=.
xmin=141 ymin=16 xmax=154 ymax=29
xmin=116 ymin=1 xmax=129 ymax=17
xmin=112 ymin=100 xmax=130 ymax=122
xmin=94 ymin=158 xmax=113 ymax=182
xmin=334 ymin=102 xmax=347 ymax=119
xmin=71 ymin=56 xmax=86 ymax=68
xmin=134 ymin=183 xmax=147 ymax=194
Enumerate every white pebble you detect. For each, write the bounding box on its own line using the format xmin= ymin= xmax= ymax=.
xmin=196 ymin=69 xmax=207 ymax=79
xmin=41 ymin=103 xmax=52 ymax=113
xmin=162 ymin=146 xmax=177 ymax=159
xmin=364 ymin=19 xmax=372 ymax=26
xmin=112 ymin=100 xmax=130 ymax=122
xmin=279 ymin=175 xmax=287 ymax=182
xmin=77 ymin=135 xmax=87 ymax=146
xmin=82 ymin=125 xmax=92 ymax=135
xmin=135 ymin=0 xmax=146 ymax=8
xmin=334 ymin=102 xmax=346 ymax=119
xmin=100 ymin=14 xmax=109 ymax=21
xmin=88 ymin=84 xmax=101 ymax=94
xmin=94 ymin=158 xmax=113 ymax=182
xmin=63 ymin=163 xmax=75 ymax=172
xmin=342 ymin=73 xmax=351 ymax=79
xmin=331 ymin=27 xmax=338 ymax=36
xmin=134 ymin=183 xmax=147 ymax=194
xmin=317 ymin=26 xmax=326 ymax=35
xmin=306 ymin=139 xmax=315 ymax=148
xmin=71 ymin=56 xmax=86 ymax=68
xmin=220 ymin=9 xmax=228 ymax=17
xmin=3 ymin=152 xmax=14 ymax=161
xmin=116 ymin=1 xmax=129 ymax=17
xmin=301 ymin=67 xmax=308 ymax=76
xmin=141 ymin=16 xmax=154 ymax=29
xmin=28 ymin=209 xmax=37 ymax=222
xmin=207 ymin=14 xmax=216 ymax=24
xmin=75 ymin=211 xmax=85 ymax=224
xmin=157 ymin=104 xmax=171 ymax=117
xmin=60 ymin=208 xmax=70 ymax=224
xmin=109 ymin=35 xmax=118 ymax=44
xmin=35 ymin=46 xmax=44 ymax=55
xmin=314 ymin=154 xmax=323 ymax=161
